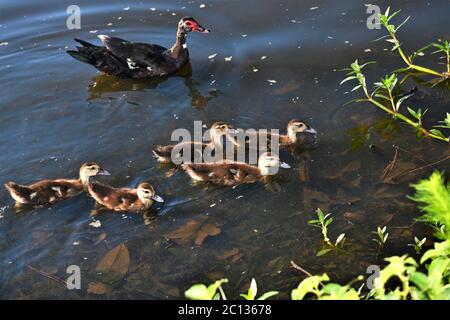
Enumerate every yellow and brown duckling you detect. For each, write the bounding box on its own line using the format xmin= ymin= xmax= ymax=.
xmin=87 ymin=181 xmax=164 ymax=213
xmin=152 ymin=121 xmax=237 ymax=164
xmin=181 ymin=152 xmax=290 ymax=187
xmin=4 ymin=162 xmax=110 ymax=207
xmin=242 ymin=119 xmax=317 ymax=151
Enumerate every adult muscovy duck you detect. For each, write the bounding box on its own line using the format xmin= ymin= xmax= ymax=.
xmin=67 ymin=17 xmax=210 ymax=79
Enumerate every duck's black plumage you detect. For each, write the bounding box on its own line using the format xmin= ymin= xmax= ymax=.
xmin=67 ymin=17 xmax=210 ymax=79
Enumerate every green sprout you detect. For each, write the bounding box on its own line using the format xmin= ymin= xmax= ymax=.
xmin=408 ymin=237 xmax=427 ymax=255
xmin=372 ymin=226 xmax=389 ymax=248
xmin=240 ymin=278 xmax=279 ymax=300
xmin=309 ymin=208 xmax=346 ymax=256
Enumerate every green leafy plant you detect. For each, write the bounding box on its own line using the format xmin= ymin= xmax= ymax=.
xmin=308 ymin=208 xmax=346 ymax=256
xmin=372 ymin=226 xmax=389 ymax=248
xmin=291 ymin=274 xmax=362 ymax=300
xmin=377 ymin=7 xmax=449 ymax=79
xmin=185 ymin=278 xmax=278 ymax=301
xmin=341 ymin=60 xmax=449 ymax=142
xmin=184 ymin=278 xmax=228 ymax=300
xmin=409 ymin=171 xmax=450 ymax=240
xmin=408 ymin=237 xmax=427 ymax=255
xmin=240 ymin=278 xmax=279 ymax=300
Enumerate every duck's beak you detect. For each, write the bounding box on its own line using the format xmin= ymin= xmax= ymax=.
xmin=279 ymin=161 xmax=291 ymax=169
xmin=98 ymin=169 xmax=111 ymax=176
xmin=305 ymin=127 xmax=317 ymax=135
xmin=152 ymin=194 xmax=164 ymax=203
xmin=193 ymin=25 xmax=211 ymax=33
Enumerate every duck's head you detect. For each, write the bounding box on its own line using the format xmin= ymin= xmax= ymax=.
xmin=179 ymin=17 xmax=210 ymax=34
xmin=258 ymin=152 xmax=291 ymax=176
xmin=80 ymin=162 xmax=110 ymax=178
xmin=210 ymin=122 xmax=239 ymax=146
xmin=287 ymin=119 xmax=317 ymax=141
xmin=137 ymin=182 xmax=164 ymax=204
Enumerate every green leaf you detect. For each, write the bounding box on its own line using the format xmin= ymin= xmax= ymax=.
xmin=317 ymin=248 xmax=332 ymax=256
xmin=340 ymin=76 xmax=357 ymax=85
xmin=395 ymin=93 xmax=414 ymax=112
xmin=185 ymin=284 xmax=212 ymax=300
xmin=291 ymin=274 xmax=329 ymax=300
xmin=257 ymin=291 xmax=279 ymax=300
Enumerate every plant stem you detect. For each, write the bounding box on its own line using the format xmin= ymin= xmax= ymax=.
xmin=364 ymin=94 xmax=449 ymax=142
xmin=389 ymin=31 xmax=444 ymax=78
xmin=218 ymin=285 xmax=227 ymax=300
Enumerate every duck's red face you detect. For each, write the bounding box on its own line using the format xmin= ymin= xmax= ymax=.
xmin=181 ymin=17 xmax=210 ymax=33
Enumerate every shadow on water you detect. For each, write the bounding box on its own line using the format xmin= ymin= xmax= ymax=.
xmin=87 ymin=62 xmax=220 ymax=108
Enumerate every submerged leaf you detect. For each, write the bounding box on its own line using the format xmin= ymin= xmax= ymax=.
xmin=96 ymin=243 xmax=130 ymax=277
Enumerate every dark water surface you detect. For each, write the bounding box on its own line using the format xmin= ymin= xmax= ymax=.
xmin=0 ymin=0 xmax=449 ymax=299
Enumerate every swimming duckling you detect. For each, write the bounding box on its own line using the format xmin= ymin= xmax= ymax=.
xmin=4 ymin=162 xmax=110 ymax=207
xmin=181 ymin=152 xmax=290 ymax=186
xmin=152 ymin=122 xmax=237 ymax=164
xmin=88 ymin=182 xmax=164 ymax=213
xmin=241 ymin=119 xmax=317 ymax=152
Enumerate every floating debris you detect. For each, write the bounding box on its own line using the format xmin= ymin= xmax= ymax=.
xmin=89 ymin=30 xmax=98 ymax=34
xmin=150 ymin=8 xmax=156 ymax=11
xmin=252 ymin=67 xmax=259 ymax=72
xmin=267 ymin=79 xmax=277 ymax=85
xmin=310 ymin=6 xmax=319 ymax=10
xmin=0 ymin=42 xmax=8 ymax=46
xmin=123 ymin=6 xmax=130 ymax=11
xmin=208 ymin=53 xmax=218 ymax=59
xmin=199 ymin=4 xmax=206 ymax=9
xmin=364 ymin=48 xmax=372 ymax=52
xmin=261 ymin=55 xmax=267 ymax=60
xmin=89 ymin=220 xmax=102 ymax=228
xmin=224 ymin=56 xmax=233 ymax=62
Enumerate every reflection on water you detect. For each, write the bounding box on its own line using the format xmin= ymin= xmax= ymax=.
xmin=87 ymin=63 xmax=220 ymax=108
xmin=0 ymin=0 xmax=449 ymax=299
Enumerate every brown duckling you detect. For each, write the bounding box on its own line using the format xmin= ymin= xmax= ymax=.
xmin=88 ymin=181 xmax=164 ymax=213
xmin=152 ymin=121 xmax=237 ymax=164
xmin=4 ymin=162 xmax=110 ymax=207
xmin=241 ymin=119 xmax=317 ymax=152
xmin=181 ymin=152 xmax=290 ymax=186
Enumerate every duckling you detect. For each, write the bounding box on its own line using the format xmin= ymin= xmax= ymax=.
xmin=152 ymin=122 xmax=237 ymax=164
xmin=4 ymin=162 xmax=110 ymax=207
xmin=181 ymin=152 xmax=290 ymax=186
xmin=87 ymin=182 xmax=164 ymax=213
xmin=241 ymin=119 xmax=317 ymax=152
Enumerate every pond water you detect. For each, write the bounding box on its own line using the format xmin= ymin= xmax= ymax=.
xmin=0 ymin=0 xmax=449 ymax=299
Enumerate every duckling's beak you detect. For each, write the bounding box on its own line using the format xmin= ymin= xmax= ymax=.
xmin=98 ymin=169 xmax=111 ymax=176
xmin=279 ymin=161 xmax=291 ymax=169
xmin=152 ymin=194 xmax=164 ymax=203
xmin=305 ymin=127 xmax=317 ymax=135
xmin=193 ymin=25 xmax=211 ymax=33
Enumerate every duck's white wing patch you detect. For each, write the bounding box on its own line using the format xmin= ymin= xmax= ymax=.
xmin=97 ymin=34 xmax=111 ymax=43
xmin=51 ymin=186 xmax=63 ymax=197
xmin=126 ymin=58 xmax=139 ymax=70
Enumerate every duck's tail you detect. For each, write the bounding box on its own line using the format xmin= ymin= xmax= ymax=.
xmin=67 ymin=38 xmax=100 ymax=65
xmin=152 ymin=145 xmax=174 ymax=163
xmin=4 ymin=182 xmax=31 ymax=204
